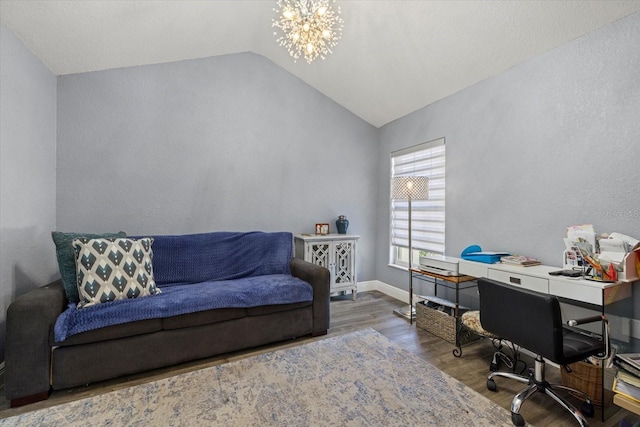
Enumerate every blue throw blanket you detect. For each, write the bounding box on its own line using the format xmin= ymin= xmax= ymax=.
xmin=54 ymin=274 xmax=313 ymax=342
xmin=149 ymin=231 xmax=293 ymax=286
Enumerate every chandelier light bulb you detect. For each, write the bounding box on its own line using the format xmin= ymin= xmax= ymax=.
xmin=272 ymin=0 xmax=344 ymax=64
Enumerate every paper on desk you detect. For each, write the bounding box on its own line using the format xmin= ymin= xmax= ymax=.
xmin=598 ymin=251 xmax=625 ymax=266
xmin=564 ymin=238 xmax=594 ymax=258
xmin=566 ymin=224 xmax=595 ymax=233
xmin=566 ymin=229 xmax=596 ymax=253
xmin=608 ymin=232 xmax=640 ymax=251
xmin=599 ymin=238 xmax=627 ymax=253
xmin=563 ymin=238 xmax=575 ymax=251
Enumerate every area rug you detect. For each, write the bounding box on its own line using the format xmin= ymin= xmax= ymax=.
xmin=1 ymin=328 xmax=517 ymax=426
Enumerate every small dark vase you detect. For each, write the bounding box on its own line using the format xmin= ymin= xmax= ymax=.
xmin=336 ymin=215 xmax=349 ymax=234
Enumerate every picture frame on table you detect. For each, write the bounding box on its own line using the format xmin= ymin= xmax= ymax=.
xmin=315 ymin=223 xmax=330 ymax=235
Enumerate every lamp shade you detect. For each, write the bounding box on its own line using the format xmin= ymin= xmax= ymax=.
xmin=390 ymin=176 xmax=429 ymax=200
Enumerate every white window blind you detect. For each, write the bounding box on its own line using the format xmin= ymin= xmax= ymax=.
xmin=390 ymin=138 xmax=445 ymax=258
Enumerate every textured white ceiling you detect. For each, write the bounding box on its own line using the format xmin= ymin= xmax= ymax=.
xmin=2 ymin=1 xmax=639 ymax=127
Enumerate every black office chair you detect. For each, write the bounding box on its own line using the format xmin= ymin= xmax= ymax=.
xmin=478 ymin=278 xmax=610 ymax=427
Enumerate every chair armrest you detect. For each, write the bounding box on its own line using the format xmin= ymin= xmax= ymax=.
xmin=5 ymin=280 xmax=67 ymax=402
xmin=567 ymin=315 xmax=605 ymax=326
xmin=567 ymin=314 xmax=610 ymax=359
xmin=290 ymin=258 xmax=330 ymax=335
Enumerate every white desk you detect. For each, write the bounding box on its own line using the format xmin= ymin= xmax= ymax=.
xmin=460 ymin=258 xmax=635 ymax=351
xmin=460 ymin=259 xmax=636 ymax=421
xmin=459 ymin=259 xmax=633 ymax=308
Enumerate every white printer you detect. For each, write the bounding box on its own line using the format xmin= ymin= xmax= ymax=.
xmin=418 ymin=255 xmax=461 ymax=276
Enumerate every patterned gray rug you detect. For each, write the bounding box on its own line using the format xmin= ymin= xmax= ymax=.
xmin=1 ymin=328 xmax=517 ymax=426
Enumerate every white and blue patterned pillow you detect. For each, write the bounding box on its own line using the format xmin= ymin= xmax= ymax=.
xmin=52 ymin=231 xmax=127 ymax=303
xmin=72 ymin=237 xmax=160 ymax=308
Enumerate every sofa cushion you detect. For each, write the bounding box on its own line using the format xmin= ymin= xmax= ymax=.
xmin=247 ymin=301 xmax=311 ymax=317
xmin=52 ymin=231 xmax=127 ymax=303
xmin=53 ymin=318 xmax=163 ymax=347
xmin=162 ymin=307 xmax=247 ymax=330
xmin=149 ymin=231 xmax=293 ymax=287
xmin=162 ymin=302 xmax=313 ymax=330
xmin=54 ymin=274 xmax=313 ymax=342
xmin=72 ymin=237 xmax=161 ymax=308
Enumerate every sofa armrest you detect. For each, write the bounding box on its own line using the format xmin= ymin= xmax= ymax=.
xmin=290 ymin=258 xmax=330 ymax=336
xmin=5 ymin=279 xmax=67 ymax=404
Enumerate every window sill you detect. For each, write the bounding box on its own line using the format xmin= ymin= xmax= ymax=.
xmin=388 ymin=263 xmax=409 ymax=272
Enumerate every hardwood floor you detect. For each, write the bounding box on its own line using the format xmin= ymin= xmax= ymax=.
xmin=1 ymin=291 xmax=638 ymax=426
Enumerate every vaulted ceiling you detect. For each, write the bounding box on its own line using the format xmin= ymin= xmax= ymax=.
xmin=2 ymin=1 xmax=639 ymax=127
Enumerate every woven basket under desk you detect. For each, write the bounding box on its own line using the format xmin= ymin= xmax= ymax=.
xmin=415 ymin=299 xmax=460 ymax=344
xmin=560 ymin=360 xmax=614 ymax=406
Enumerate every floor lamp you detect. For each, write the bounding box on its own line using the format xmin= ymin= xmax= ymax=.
xmin=391 ymin=176 xmax=429 ymax=322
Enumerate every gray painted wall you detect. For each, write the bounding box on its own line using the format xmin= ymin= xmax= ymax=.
xmin=376 ymin=13 xmax=640 ymax=311
xmin=0 ymin=24 xmax=58 ymax=360
xmin=56 ymin=52 xmax=379 ymax=281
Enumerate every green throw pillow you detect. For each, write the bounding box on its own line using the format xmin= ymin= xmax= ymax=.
xmin=52 ymin=231 xmax=126 ymax=303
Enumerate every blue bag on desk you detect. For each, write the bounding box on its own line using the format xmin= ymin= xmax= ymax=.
xmin=461 ymin=245 xmax=509 ymax=264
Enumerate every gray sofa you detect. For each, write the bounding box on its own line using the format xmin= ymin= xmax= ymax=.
xmin=5 ymin=231 xmax=330 ymax=407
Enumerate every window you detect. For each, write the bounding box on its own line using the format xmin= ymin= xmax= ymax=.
xmin=390 ymin=138 xmax=445 ymax=268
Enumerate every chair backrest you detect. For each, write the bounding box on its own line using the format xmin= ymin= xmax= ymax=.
xmin=478 ymin=277 xmax=565 ymax=363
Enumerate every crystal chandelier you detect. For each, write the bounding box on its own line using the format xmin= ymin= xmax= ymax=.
xmin=272 ymin=0 xmax=344 ymax=64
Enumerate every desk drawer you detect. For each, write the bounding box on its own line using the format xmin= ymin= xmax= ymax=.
xmin=549 ymin=279 xmax=601 ymax=306
xmin=459 ymin=260 xmax=488 ymax=278
xmin=487 ymin=269 xmax=549 ymax=293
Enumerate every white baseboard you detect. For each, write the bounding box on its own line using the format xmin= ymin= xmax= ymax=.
xmin=358 ymin=280 xmax=411 ymax=304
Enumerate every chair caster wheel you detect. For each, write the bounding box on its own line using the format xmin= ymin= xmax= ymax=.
xmin=487 ymin=378 xmax=497 ymax=391
xmin=581 ymin=402 xmax=595 ymax=418
xmin=511 ymin=412 xmax=525 ymax=426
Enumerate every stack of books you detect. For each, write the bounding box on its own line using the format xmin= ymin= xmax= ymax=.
xmin=613 ymin=353 xmax=640 ymax=407
xmin=500 ymin=255 xmax=541 ymax=267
